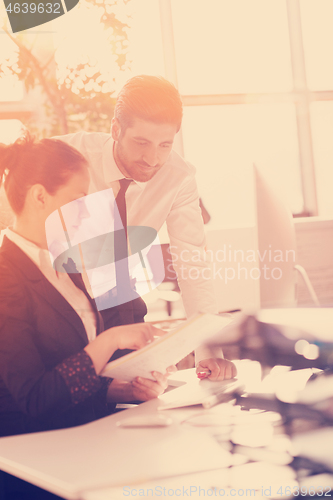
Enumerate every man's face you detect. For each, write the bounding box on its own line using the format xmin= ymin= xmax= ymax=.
xmin=112 ymin=117 xmax=178 ymax=182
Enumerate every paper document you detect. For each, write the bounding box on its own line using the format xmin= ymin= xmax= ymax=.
xmin=101 ymin=313 xmax=233 ymax=381
xmin=159 ymin=376 xmax=243 ymax=410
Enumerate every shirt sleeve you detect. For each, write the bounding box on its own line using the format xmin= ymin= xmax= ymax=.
xmin=54 ymin=350 xmax=103 ymax=405
xmin=166 ymin=168 xmax=218 ymax=317
xmin=166 ymin=167 xmax=224 ymax=363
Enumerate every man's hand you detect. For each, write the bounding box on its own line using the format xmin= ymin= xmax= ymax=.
xmin=196 ymin=358 xmax=237 ymax=381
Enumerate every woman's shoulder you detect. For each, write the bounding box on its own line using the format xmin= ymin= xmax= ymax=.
xmin=0 ymin=238 xmax=29 ymax=295
xmin=0 ymin=255 xmax=24 ymax=299
xmin=0 ymin=247 xmax=18 ymax=277
xmin=0 ymin=246 xmax=33 ymax=324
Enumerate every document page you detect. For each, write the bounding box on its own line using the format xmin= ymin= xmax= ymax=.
xmin=101 ymin=313 xmax=233 ymax=381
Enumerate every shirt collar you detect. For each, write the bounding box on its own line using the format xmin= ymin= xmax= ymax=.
xmin=102 ymin=138 xmax=145 ymax=190
xmin=4 ymin=227 xmax=54 ymax=271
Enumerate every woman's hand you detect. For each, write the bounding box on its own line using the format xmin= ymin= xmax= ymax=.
xmin=107 ymin=370 xmax=170 ymax=403
xmin=110 ymin=323 xmax=164 ymax=351
xmin=131 ymin=371 xmax=169 ymax=400
xmin=84 ymin=324 xmax=165 ymax=375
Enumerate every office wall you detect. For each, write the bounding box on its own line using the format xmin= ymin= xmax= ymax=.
xmin=295 ymin=217 xmax=333 ymax=306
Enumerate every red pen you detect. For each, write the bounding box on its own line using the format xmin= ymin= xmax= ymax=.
xmin=197 ymin=370 xmax=211 ymax=379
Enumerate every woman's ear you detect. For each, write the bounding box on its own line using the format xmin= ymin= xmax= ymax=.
xmin=28 ymin=184 xmax=48 ymax=210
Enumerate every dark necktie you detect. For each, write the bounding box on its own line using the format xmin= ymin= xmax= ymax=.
xmin=114 ymin=178 xmax=134 ymax=324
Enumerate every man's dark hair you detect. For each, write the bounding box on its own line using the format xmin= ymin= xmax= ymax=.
xmin=114 ymin=75 xmax=183 ymax=131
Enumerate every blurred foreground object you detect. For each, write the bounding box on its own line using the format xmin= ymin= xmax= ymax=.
xmin=207 ymin=308 xmax=333 ymax=370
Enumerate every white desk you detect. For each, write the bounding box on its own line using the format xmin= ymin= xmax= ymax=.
xmin=2 ymin=361 xmax=329 ymax=500
xmin=0 ymin=370 xmax=236 ymax=500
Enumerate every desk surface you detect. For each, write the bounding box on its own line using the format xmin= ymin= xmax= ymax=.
xmin=0 ymin=370 xmax=234 ymax=500
xmin=0 ymin=364 xmax=332 ymax=500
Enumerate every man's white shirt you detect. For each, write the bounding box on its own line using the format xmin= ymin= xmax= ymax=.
xmin=55 ymin=131 xmax=218 ymax=320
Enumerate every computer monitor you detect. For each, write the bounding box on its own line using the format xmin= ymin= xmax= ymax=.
xmin=205 ymin=164 xmax=297 ymax=313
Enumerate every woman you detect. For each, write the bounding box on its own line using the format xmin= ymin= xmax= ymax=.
xmin=0 ymin=133 xmax=168 ymax=440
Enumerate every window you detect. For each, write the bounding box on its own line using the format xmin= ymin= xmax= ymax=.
xmin=310 ymin=103 xmax=333 ymax=217
xmin=182 ymin=103 xmax=303 ymax=225
xmin=0 ymin=36 xmax=23 ymax=102
xmin=159 ymin=0 xmax=332 ymax=217
xmin=171 ymin=0 xmax=293 ymax=94
xmin=54 ymin=0 xmax=165 ymax=94
xmin=0 ymin=76 xmax=23 ymax=102
xmin=300 ymin=0 xmax=333 ymax=91
xmin=0 ymin=119 xmax=24 ymax=143
xmin=1 ymin=0 xmax=332 ymax=218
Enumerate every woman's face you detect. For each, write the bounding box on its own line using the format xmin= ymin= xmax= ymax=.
xmin=45 ymin=166 xmax=90 ymax=244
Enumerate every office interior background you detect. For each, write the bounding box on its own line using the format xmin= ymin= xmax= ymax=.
xmin=0 ymin=5 xmax=333 ymax=498
xmin=0 ymin=0 xmax=332 ymax=316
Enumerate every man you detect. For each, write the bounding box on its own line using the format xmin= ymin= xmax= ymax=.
xmin=57 ymin=75 xmax=236 ymax=381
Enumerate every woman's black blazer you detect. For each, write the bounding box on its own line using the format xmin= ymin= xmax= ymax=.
xmin=0 ymin=236 xmax=112 ymax=437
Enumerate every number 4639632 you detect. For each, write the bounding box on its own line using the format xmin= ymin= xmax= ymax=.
xmin=6 ymin=3 xmax=61 ymax=14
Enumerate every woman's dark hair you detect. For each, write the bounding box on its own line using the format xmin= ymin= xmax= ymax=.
xmin=0 ymin=132 xmax=88 ymax=215
xmin=114 ymin=75 xmax=183 ymax=132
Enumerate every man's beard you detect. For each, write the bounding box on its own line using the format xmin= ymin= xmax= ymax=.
xmin=114 ymin=141 xmax=162 ymax=182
